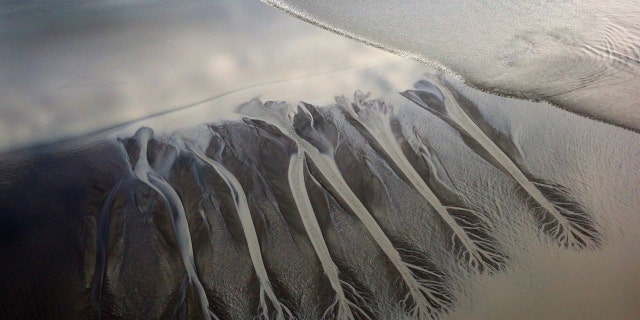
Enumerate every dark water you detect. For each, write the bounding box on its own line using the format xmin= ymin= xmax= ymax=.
xmin=1 ymin=1 xmax=639 ymax=319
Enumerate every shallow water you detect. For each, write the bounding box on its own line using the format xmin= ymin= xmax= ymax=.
xmin=1 ymin=1 xmax=639 ymax=320
xmin=264 ymin=0 xmax=640 ymax=131
xmin=0 ymin=0 xmax=415 ymax=150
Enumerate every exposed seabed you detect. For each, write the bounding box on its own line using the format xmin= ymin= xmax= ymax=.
xmin=0 ymin=75 xmax=638 ymax=319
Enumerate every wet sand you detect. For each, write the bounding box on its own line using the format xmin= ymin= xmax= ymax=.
xmin=1 ymin=74 xmax=638 ymax=319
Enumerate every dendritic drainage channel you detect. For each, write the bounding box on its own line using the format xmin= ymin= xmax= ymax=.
xmin=0 ymin=76 xmax=633 ymax=320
